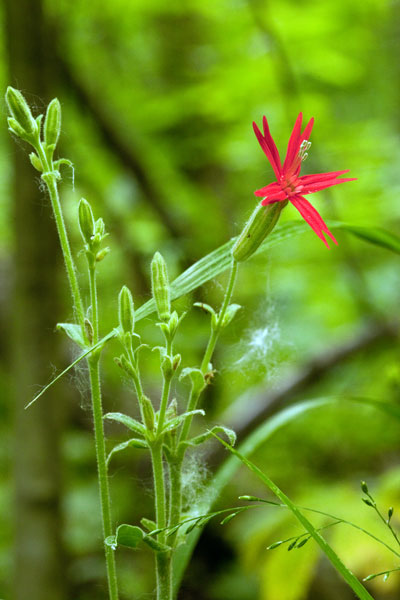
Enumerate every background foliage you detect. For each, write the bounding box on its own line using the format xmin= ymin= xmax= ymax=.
xmin=1 ymin=0 xmax=400 ymax=599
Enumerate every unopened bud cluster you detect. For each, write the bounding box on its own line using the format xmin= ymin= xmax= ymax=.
xmin=78 ymin=199 xmax=110 ymax=266
xmin=6 ymin=87 xmax=62 ymax=171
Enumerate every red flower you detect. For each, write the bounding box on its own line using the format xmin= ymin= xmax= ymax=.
xmin=253 ymin=113 xmax=356 ymax=247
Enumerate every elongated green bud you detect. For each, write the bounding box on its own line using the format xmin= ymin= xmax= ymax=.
xmin=232 ymin=201 xmax=286 ymax=262
xmin=118 ymin=285 xmax=135 ymax=334
xmin=78 ymin=198 xmax=95 ymax=244
xmin=151 ymin=251 xmax=171 ymax=321
xmin=142 ymin=395 xmax=155 ymax=431
xmin=44 ymin=98 xmax=61 ymax=148
xmin=6 ymin=87 xmax=37 ymax=135
xmin=114 ymin=355 xmax=137 ymax=379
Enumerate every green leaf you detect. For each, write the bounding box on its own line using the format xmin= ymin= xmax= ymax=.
xmin=339 ymin=224 xmax=400 ymax=254
xmin=213 ymin=436 xmax=374 ymax=600
xmin=162 ymin=409 xmax=205 ymax=434
xmin=179 ymin=368 xmax=206 ymax=395
xmin=221 ymin=303 xmax=241 ymax=328
xmin=56 ymin=322 xmax=86 ymax=349
xmin=114 ymin=524 xmax=144 ymax=549
xmin=25 ymin=330 xmax=117 ymax=409
xmin=141 ymin=517 xmax=157 ymax=532
xmin=104 ymin=412 xmax=146 ymax=436
xmin=107 ymin=438 xmax=149 ymax=465
xmin=184 ymin=425 xmax=236 ymax=448
xmin=28 ymin=221 xmax=400 ymax=407
xmin=193 ymin=302 xmax=216 ymax=316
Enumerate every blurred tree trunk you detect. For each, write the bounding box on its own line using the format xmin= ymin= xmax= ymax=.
xmin=4 ymin=0 xmax=67 ymax=599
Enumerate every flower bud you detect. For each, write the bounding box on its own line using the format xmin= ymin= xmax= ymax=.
xmin=232 ymin=201 xmax=286 ymax=262
xmin=78 ymin=198 xmax=95 ymax=244
xmin=6 ymin=87 xmax=37 ymax=136
xmin=118 ymin=285 xmax=135 ymax=334
xmin=8 ymin=117 xmax=31 ymax=142
xmin=172 ymin=354 xmax=181 ymax=371
xmin=29 ymin=152 xmax=43 ymax=172
xmin=95 ymin=247 xmax=110 ymax=262
xmin=114 ymin=355 xmax=136 ymax=379
xmin=142 ymin=395 xmax=155 ymax=432
xmin=84 ymin=318 xmax=94 ymax=344
xmin=151 ymin=251 xmax=171 ymax=321
xmin=44 ymin=98 xmax=61 ymax=148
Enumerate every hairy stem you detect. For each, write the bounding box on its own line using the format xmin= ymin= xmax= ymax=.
xmin=88 ymin=358 xmax=119 ymax=600
xmin=37 ymin=146 xmax=85 ymax=330
xmin=151 ymin=442 xmax=172 ymax=600
xmin=88 ymin=265 xmax=119 ymax=600
xmin=157 ymin=373 xmax=173 ymax=435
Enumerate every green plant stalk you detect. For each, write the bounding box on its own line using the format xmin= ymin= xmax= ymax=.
xmin=88 ymin=357 xmax=119 ymax=600
xmin=88 ymin=265 xmax=119 ymax=600
xmin=180 ymin=258 xmax=239 ymax=445
xmin=37 ymin=136 xmax=117 ymax=597
xmin=167 ymin=455 xmax=183 ymax=546
xmin=200 ymin=258 xmax=238 ymax=373
xmin=167 ymin=259 xmax=239 ymax=566
xmin=37 ymin=146 xmax=85 ymax=331
xmin=150 ymin=442 xmax=172 ymax=600
xmin=157 ymin=373 xmax=173 ymax=435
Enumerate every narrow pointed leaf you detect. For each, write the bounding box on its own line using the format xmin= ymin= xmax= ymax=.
xmin=104 ymin=412 xmax=146 ymax=436
xmin=162 ymin=409 xmax=205 ymax=433
xmin=107 ymin=438 xmax=149 ymax=465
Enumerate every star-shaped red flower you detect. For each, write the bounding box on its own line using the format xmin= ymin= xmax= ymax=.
xmin=253 ymin=113 xmax=356 ymax=247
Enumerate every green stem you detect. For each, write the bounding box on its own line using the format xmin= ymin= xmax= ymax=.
xmin=37 ymin=145 xmax=85 ymax=330
xmin=167 ymin=456 xmax=183 ymax=540
xmin=89 ymin=266 xmax=99 ymax=343
xmin=87 ymin=265 xmax=119 ymax=600
xmin=180 ymin=258 xmax=239 ymax=444
xmin=151 ymin=442 xmax=172 ymax=600
xmin=88 ymin=358 xmax=119 ymax=600
xmin=157 ymin=374 xmax=173 ymax=435
xmin=200 ymin=259 xmax=238 ymax=373
xmin=167 ymin=259 xmax=239 ymax=562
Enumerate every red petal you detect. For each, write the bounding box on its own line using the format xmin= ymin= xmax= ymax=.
xmin=254 ymin=182 xmax=287 ymax=200
xmin=301 ymin=175 xmax=356 ymax=194
xmin=283 ymin=113 xmax=303 ymax=173
xmin=300 ymin=117 xmax=314 ymax=146
xmin=293 ymin=117 xmax=314 ymax=176
xmin=290 ymin=195 xmax=337 ymax=248
xmin=253 ymin=121 xmax=282 ymax=179
xmin=262 ymin=116 xmax=282 ymax=175
xmin=299 ymin=170 xmax=351 ymax=185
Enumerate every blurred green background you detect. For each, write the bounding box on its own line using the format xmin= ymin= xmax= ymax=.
xmin=1 ymin=0 xmax=400 ymax=598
